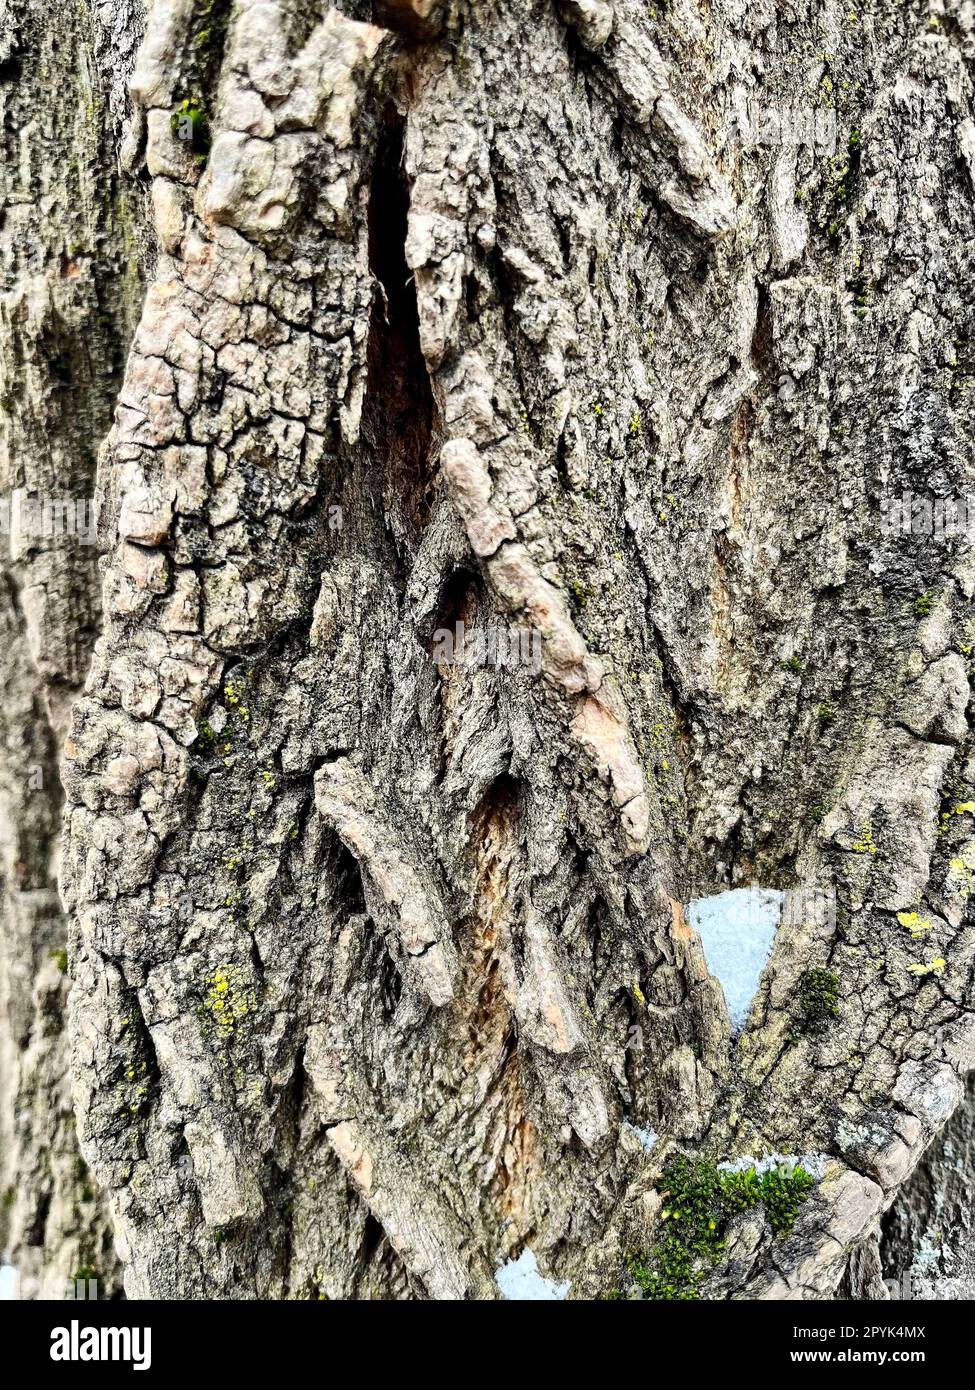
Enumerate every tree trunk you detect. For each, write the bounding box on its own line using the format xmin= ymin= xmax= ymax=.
xmin=0 ymin=0 xmax=144 ymax=1297
xmin=1 ymin=0 xmax=974 ymax=1300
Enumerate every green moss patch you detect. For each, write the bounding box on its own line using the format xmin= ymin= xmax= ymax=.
xmin=171 ymin=98 xmax=212 ymax=159
xmin=622 ymin=1154 xmax=816 ymax=1300
xmin=171 ymin=0 xmax=234 ymax=164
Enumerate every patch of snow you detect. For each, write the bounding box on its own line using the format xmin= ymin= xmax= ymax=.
xmin=718 ymin=1151 xmax=827 ymax=1182
xmin=687 ymin=887 xmax=783 ymax=1031
xmin=623 ymin=1121 xmax=658 ymax=1153
xmin=0 ymin=1265 xmax=18 ymax=1301
xmin=495 ymin=1248 xmax=570 ymax=1301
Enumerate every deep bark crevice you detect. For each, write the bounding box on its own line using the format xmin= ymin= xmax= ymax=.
xmin=363 ymin=104 xmax=438 ymax=539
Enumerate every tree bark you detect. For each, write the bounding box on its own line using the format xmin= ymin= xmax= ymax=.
xmin=1 ymin=0 xmax=974 ymax=1300
xmin=0 ymin=0 xmax=144 ymax=1296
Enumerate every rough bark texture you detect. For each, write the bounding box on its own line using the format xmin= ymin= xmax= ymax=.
xmin=0 ymin=0 xmax=144 ymax=1296
xmin=1 ymin=0 xmax=975 ymax=1300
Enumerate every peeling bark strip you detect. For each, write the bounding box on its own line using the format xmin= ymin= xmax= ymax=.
xmin=0 ymin=0 xmax=971 ymax=1302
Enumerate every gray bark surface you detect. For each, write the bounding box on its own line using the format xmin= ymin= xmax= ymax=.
xmin=0 ymin=0 xmax=143 ymax=1296
xmin=1 ymin=0 xmax=974 ymax=1300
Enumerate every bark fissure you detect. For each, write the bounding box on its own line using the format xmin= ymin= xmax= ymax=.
xmin=364 ymin=104 xmax=438 ymax=540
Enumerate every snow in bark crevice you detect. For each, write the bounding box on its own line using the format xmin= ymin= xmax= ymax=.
xmin=687 ymin=887 xmax=783 ymax=1033
xmin=495 ymin=1248 xmax=570 ymax=1301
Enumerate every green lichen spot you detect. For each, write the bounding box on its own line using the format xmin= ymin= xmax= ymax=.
xmin=816 ymin=701 xmax=836 ymax=729
xmin=797 ymin=968 xmax=840 ymax=1032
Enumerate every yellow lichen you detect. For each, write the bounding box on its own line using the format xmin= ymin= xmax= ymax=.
xmin=896 ymin=911 xmax=931 ymax=940
xmin=851 ymin=820 xmax=877 ymax=854
xmin=203 ymin=964 xmax=255 ymax=1040
xmin=907 ymin=958 xmax=946 ymax=978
